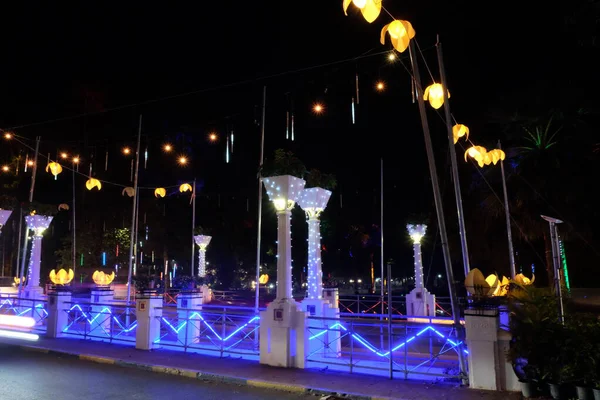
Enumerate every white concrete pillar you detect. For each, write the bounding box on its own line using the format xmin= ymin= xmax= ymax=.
xmin=177 ymin=292 xmax=203 ymax=346
xmin=89 ymin=288 xmax=114 ymax=337
xmin=406 ymin=224 xmax=436 ymax=317
xmin=194 ymin=235 xmax=211 ymax=277
xmin=46 ymin=291 xmax=71 ymax=338
xmin=24 ymin=215 xmax=53 ymax=298
xmin=135 ymin=294 xmax=163 ymax=350
xmin=465 ymin=308 xmax=505 ymax=391
xmin=276 ymin=209 xmax=293 ymax=300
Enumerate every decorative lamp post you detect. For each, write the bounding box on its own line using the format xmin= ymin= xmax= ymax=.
xmin=24 ymin=214 xmax=53 ymax=298
xmin=259 ymin=174 xmax=308 ymax=368
xmin=194 ymin=235 xmax=212 ymax=277
xmin=405 ymin=224 xmax=436 ymax=317
xmin=297 ymin=187 xmax=331 ymax=301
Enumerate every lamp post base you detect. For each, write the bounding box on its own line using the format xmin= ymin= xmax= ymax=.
xmin=406 ymin=288 xmax=436 ymax=317
xmin=302 ymin=298 xmax=341 ymax=358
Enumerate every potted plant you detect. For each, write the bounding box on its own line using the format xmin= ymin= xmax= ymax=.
xmin=172 ymin=275 xmax=197 ymax=292
xmin=260 ymin=149 xmax=307 ymax=178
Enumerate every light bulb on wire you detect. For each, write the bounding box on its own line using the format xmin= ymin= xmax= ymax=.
xmin=388 ymin=52 xmax=396 ymax=61
xmin=73 ymin=157 xmax=80 ymax=164
xmin=178 ymin=156 xmax=188 ymax=165
xmin=163 ymin=143 xmax=173 ymax=152
xmin=208 ymin=132 xmax=218 ymax=143
xmin=313 ymin=103 xmax=324 ymax=114
xmin=376 ymin=81 xmax=385 ymax=91
xmin=27 ymin=160 xmax=34 ymax=167
xmin=3 ymin=132 xmax=12 ymax=140
xmin=60 ymin=152 xmax=68 ymax=159
xmin=1 ymin=165 xmax=9 ymax=172
xmin=122 ymin=147 xmax=131 ymax=155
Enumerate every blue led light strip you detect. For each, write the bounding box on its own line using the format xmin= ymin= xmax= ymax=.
xmin=309 ymin=323 xmax=468 ymax=356
xmin=0 ymin=299 xmax=48 ymax=317
xmin=159 ymin=313 xmax=260 ymax=342
xmin=63 ymin=304 xmax=138 ymax=333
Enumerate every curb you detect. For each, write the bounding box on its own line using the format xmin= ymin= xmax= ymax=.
xmin=18 ymin=345 xmax=395 ymax=400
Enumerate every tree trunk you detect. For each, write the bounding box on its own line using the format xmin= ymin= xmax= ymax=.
xmin=543 ymin=229 xmax=555 ymax=290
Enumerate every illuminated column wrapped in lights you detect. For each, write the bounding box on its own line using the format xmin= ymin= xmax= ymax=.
xmin=194 ymin=235 xmax=212 ymax=277
xmin=297 ymin=188 xmax=332 ymax=300
xmin=408 ymin=224 xmax=426 ymax=289
xmin=24 ymin=215 xmax=54 ymax=296
xmin=263 ymin=175 xmax=305 ymax=300
xmin=405 ymin=224 xmax=436 ymax=317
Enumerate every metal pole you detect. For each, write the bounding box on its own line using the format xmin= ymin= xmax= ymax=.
xmin=387 ymin=261 xmax=393 ymax=379
xmin=255 ymin=86 xmax=266 ymax=314
xmin=498 ymin=141 xmax=516 ymax=278
xmin=19 ymin=136 xmax=40 ymax=296
xmin=552 ymin=223 xmax=565 ymax=323
xmin=436 ymin=41 xmax=470 ymax=279
xmin=380 ymin=158 xmax=384 ymax=349
xmin=72 ymin=162 xmax=77 ymax=279
xmin=126 ymin=115 xmax=142 ymax=304
xmin=16 ymin=207 xmax=23 ymax=294
xmin=191 ymin=178 xmax=196 ymax=276
xmin=408 ymin=40 xmax=467 ymax=382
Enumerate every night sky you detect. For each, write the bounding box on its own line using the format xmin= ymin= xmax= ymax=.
xmin=1 ymin=1 xmax=597 ymax=288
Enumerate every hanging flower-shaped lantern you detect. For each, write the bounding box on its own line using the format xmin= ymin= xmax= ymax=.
xmin=258 ymin=274 xmax=269 ymax=285
xmin=49 ymin=268 xmax=74 ymax=285
xmin=154 ymin=188 xmax=166 ymax=198
xmin=485 ymin=273 xmax=502 ymax=296
xmin=14 ymin=276 xmax=25 ymax=285
xmin=58 ymin=203 xmax=70 ymax=211
xmin=86 ymin=178 xmax=102 ymax=191
xmin=487 ymin=149 xmax=506 ymax=165
xmin=423 ymin=83 xmax=450 ymax=109
xmin=452 ymin=124 xmax=469 ymax=144
xmin=179 ymin=183 xmax=192 ymax=193
xmin=380 ymin=20 xmax=415 ymax=53
xmin=45 ymin=162 xmax=63 ymax=178
xmin=343 ymin=0 xmax=381 ymax=23
xmin=92 ymin=270 xmax=115 ymax=286
xmin=122 ymin=187 xmax=135 ymax=197
xmin=464 ymin=145 xmax=488 ymax=167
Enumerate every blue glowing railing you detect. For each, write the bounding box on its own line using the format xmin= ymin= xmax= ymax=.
xmin=156 ymin=306 xmax=260 ymax=357
xmin=0 ymin=297 xmax=49 ymax=333
xmin=62 ymin=303 xmax=137 ymax=343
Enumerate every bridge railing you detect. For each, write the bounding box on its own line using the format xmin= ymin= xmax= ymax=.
xmin=305 ymin=313 xmax=466 ymax=380
xmin=0 ymin=295 xmax=48 ymax=334
xmin=337 ymin=294 xmax=466 ymax=317
xmin=61 ymin=301 xmax=137 ymax=345
xmin=155 ymin=304 xmax=262 ymax=359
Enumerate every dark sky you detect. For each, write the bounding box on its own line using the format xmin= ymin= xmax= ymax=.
xmin=0 ymin=1 xmax=584 ymax=281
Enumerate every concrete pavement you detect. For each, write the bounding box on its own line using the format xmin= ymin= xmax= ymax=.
xmin=0 ymin=337 xmax=520 ymax=400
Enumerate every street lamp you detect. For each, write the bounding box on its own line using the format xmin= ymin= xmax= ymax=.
xmin=406 ymin=224 xmax=436 ymax=316
xmin=541 ymin=215 xmax=565 ymax=323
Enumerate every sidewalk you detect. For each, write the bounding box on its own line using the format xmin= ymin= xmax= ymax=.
xmin=0 ymin=337 xmax=519 ymax=400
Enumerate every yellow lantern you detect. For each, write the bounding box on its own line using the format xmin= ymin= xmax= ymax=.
xmin=58 ymin=203 xmax=70 ymax=211
xmin=464 ymin=268 xmax=492 ymax=297
xmin=342 ymin=0 xmax=381 ymax=23
xmin=86 ymin=178 xmax=102 ymax=191
xmin=452 ymin=124 xmax=469 ymax=144
xmin=258 ymin=274 xmax=269 ymax=285
xmin=464 ymin=145 xmax=488 ymax=167
xmin=485 ymin=274 xmax=501 ymax=296
xmin=122 ymin=187 xmax=135 ymax=197
xmin=154 ymin=188 xmax=166 ymax=198
xmin=497 ymin=276 xmax=510 ymax=296
xmin=487 ymin=149 xmax=506 ymax=165
xmin=423 ymin=83 xmax=450 ymax=109
xmin=92 ymin=270 xmax=115 ymax=286
xmin=514 ymin=273 xmax=535 ymax=286
xmin=14 ymin=276 xmax=25 ymax=285
xmin=45 ymin=162 xmax=63 ymax=177
xmin=179 ymin=183 xmax=192 ymax=193
xmin=380 ymin=20 xmax=415 ymax=53
xmin=49 ymin=268 xmax=74 ymax=285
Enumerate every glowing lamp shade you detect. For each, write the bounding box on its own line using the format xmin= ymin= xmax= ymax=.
xmin=380 ymin=20 xmax=415 ymax=53
xmin=0 ymin=209 xmax=12 ymax=227
xmin=297 ymin=187 xmax=332 ymax=219
xmin=122 ymin=187 xmax=135 ymax=197
xmin=464 ymin=145 xmax=488 ymax=167
xmin=258 ymin=274 xmax=269 ymax=284
xmin=514 ymin=273 xmax=535 ymax=286
xmin=487 ymin=149 xmax=506 ymax=165
xmin=407 ymin=224 xmax=427 ymax=244
xmin=14 ymin=276 xmax=25 ymax=285
xmin=423 ymin=83 xmax=449 ymax=109
xmin=45 ymin=162 xmax=63 ymax=177
xmin=194 ymin=235 xmax=212 ymax=250
xmin=484 ymin=273 xmax=501 ymax=296
xmin=49 ymin=268 xmax=74 ymax=285
xmin=263 ymin=175 xmax=306 ymax=212
xmin=86 ymin=178 xmax=102 ymax=191
xmin=343 ymin=0 xmax=381 ymax=23
xmin=154 ymin=187 xmax=166 ymax=198
xmin=179 ymin=183 xmax=192 ymax=193
xmin=57 ymin=203 xmax=70 ymax=211
xmin=452 ymin=124 xmax=470 ymax=144
xmin=92 ymin=270 xmax=115 ymax=286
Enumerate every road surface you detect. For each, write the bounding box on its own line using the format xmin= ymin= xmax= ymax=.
xmin=0 ymin=345 xmax=317 ymax=400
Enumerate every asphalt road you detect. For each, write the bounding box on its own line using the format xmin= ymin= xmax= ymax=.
xmin=0 ymin=345 xmax=318 ymax=400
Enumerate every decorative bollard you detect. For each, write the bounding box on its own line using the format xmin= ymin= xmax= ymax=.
xmin=135 ymin=292 xmax=163 ymax=350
